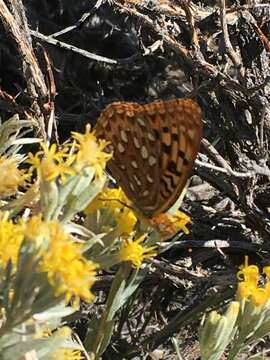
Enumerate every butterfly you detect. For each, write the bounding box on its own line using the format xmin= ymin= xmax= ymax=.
xmin=94 ymin=98 xmax=202 ymax=217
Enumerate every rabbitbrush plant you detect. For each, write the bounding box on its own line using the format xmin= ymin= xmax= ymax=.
xmin=1 ymin=116 xmax=270 ymax=360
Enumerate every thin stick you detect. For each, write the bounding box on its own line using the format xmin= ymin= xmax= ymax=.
xmin=30 ymin=29 xmax=118 ymax=64
xmin=219 ymin=0 xmax=244 ymax=77
xmin=49 ymin=0 xmax=104 ymax=38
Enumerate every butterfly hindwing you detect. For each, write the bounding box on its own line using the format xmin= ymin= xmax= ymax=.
xmin=151 ymin=98 xmax=202 ymax=214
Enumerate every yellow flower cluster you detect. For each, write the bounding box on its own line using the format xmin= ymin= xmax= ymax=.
xmin=85 ymin=187 xmax=159 ymax=268
xmin=119 ymin=234 xmax=157 ymax=268
xmin=86 ymin=187 xmax=192 ymax=237
xmin=32 ymin=218 xmax=97 ymax=305
xmin=0 ymin=212 xmax=24 ymax=267
xmin=27 ymin=124 xmax=111 ymax=183
xmin=151 ymin=211 xmax=191 ymax=235
xmin=0 ymin=213 xmax=96 ymax=305
xmin=85 ymin=187 xmax=137 ymax=236
xmin=237 ymin=256 xmax=270 ymax=307
xmin=28 ymin=143 xmax=76 ymax=183
xmin=85 ymin=186 xmax=193 ymax=269
xmin=72 ymin=124 xmax=112 ymax=178
xmin=0 ymin=156 xmax=27 ymax=197
xmin=168 ymin=210 xmax=191 ymax=235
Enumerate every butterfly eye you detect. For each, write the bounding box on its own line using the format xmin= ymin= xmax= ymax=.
xmin=95 ymin=98 xmax=202 ymax=217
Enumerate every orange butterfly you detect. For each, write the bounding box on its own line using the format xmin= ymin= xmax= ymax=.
xmin=95 ymin=98 xmax=202 ymax=217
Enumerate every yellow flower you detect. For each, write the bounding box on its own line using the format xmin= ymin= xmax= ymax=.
xmin=71 ymin=124 xmax=112 ymax=178
xmin=119 ymin=234 xmax=157 ymax=268
xmin=27 ymin=143 xmax=76 ymax=182
xmin=116 ymin=208 xmax=137 ymax=236
xmin=251 ymin=288 xmax=268 ymax=307
xmin=150 ymin=210 xmax=191 ymax=235
xmin=85 ymin=187 xmax=137 ymax=235
xmin=237 ymin=257 xmax=259 ymax=301
xmin=237 ymin=257 xmax=259 ymax=288
xmin=0 ymin=212 xmax=24 ymax=268
xmin=38 ymin=221 xmax=97 ymax=305
xmin=168 ymin=210 xmax=191 ymax=234
xmin=85 ymin=187 xmax=130 ymax=214
xmin=52 ymin=349 xmax=84 ymax=360
xmin=0 ymin=156 xmax=27 ymax=196
xmin=237 ymin=281 xmax=253 ymax=300
xmin=237 ymin=257 xmax=270 ymax=307
xmin=23 ymin=214 xmax=50 ymax=247
xmin=23 ymin=216 xmax=97 ymax=305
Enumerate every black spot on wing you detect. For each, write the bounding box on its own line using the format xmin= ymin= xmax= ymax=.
xmin=162 ymin=143 xmax=171 ymax=154
xmin=178 ymin=149 xmax=189 ymax=166
xmin=153 ymin=129 xmax=160 ymax=140
xmin=167 ymin=160 xmax=182 ymax=177
xmin=162 ymin=127 xmax=170 ymax=133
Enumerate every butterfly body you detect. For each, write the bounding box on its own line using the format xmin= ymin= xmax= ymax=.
xmin=95 ymin=98 xmax=202 ymax=217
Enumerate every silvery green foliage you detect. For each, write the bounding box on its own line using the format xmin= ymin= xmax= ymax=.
xmin=0 ymin=115 xmax=40 ymax=157
xmin=0 ymin=246 xmax=81 ymax=360
xmin=199 ymin=302 xmax=239 ymax=360
xmin=200 ymin=296 xmax=270 ymax=360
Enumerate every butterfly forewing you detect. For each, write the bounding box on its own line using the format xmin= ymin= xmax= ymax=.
xmin=95 ymin=102 xmax=161 ymax=211
xmin=95 ymin=98 xmax=202 ymax=216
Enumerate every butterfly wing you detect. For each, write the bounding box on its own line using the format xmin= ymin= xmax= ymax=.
xmin=144 ymin=98 xmax=202 ymax=215
xmin=94 ymin=101 xmax=161 ymax=213
xmin=95 ymin=98 xmax=202 ymax=217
